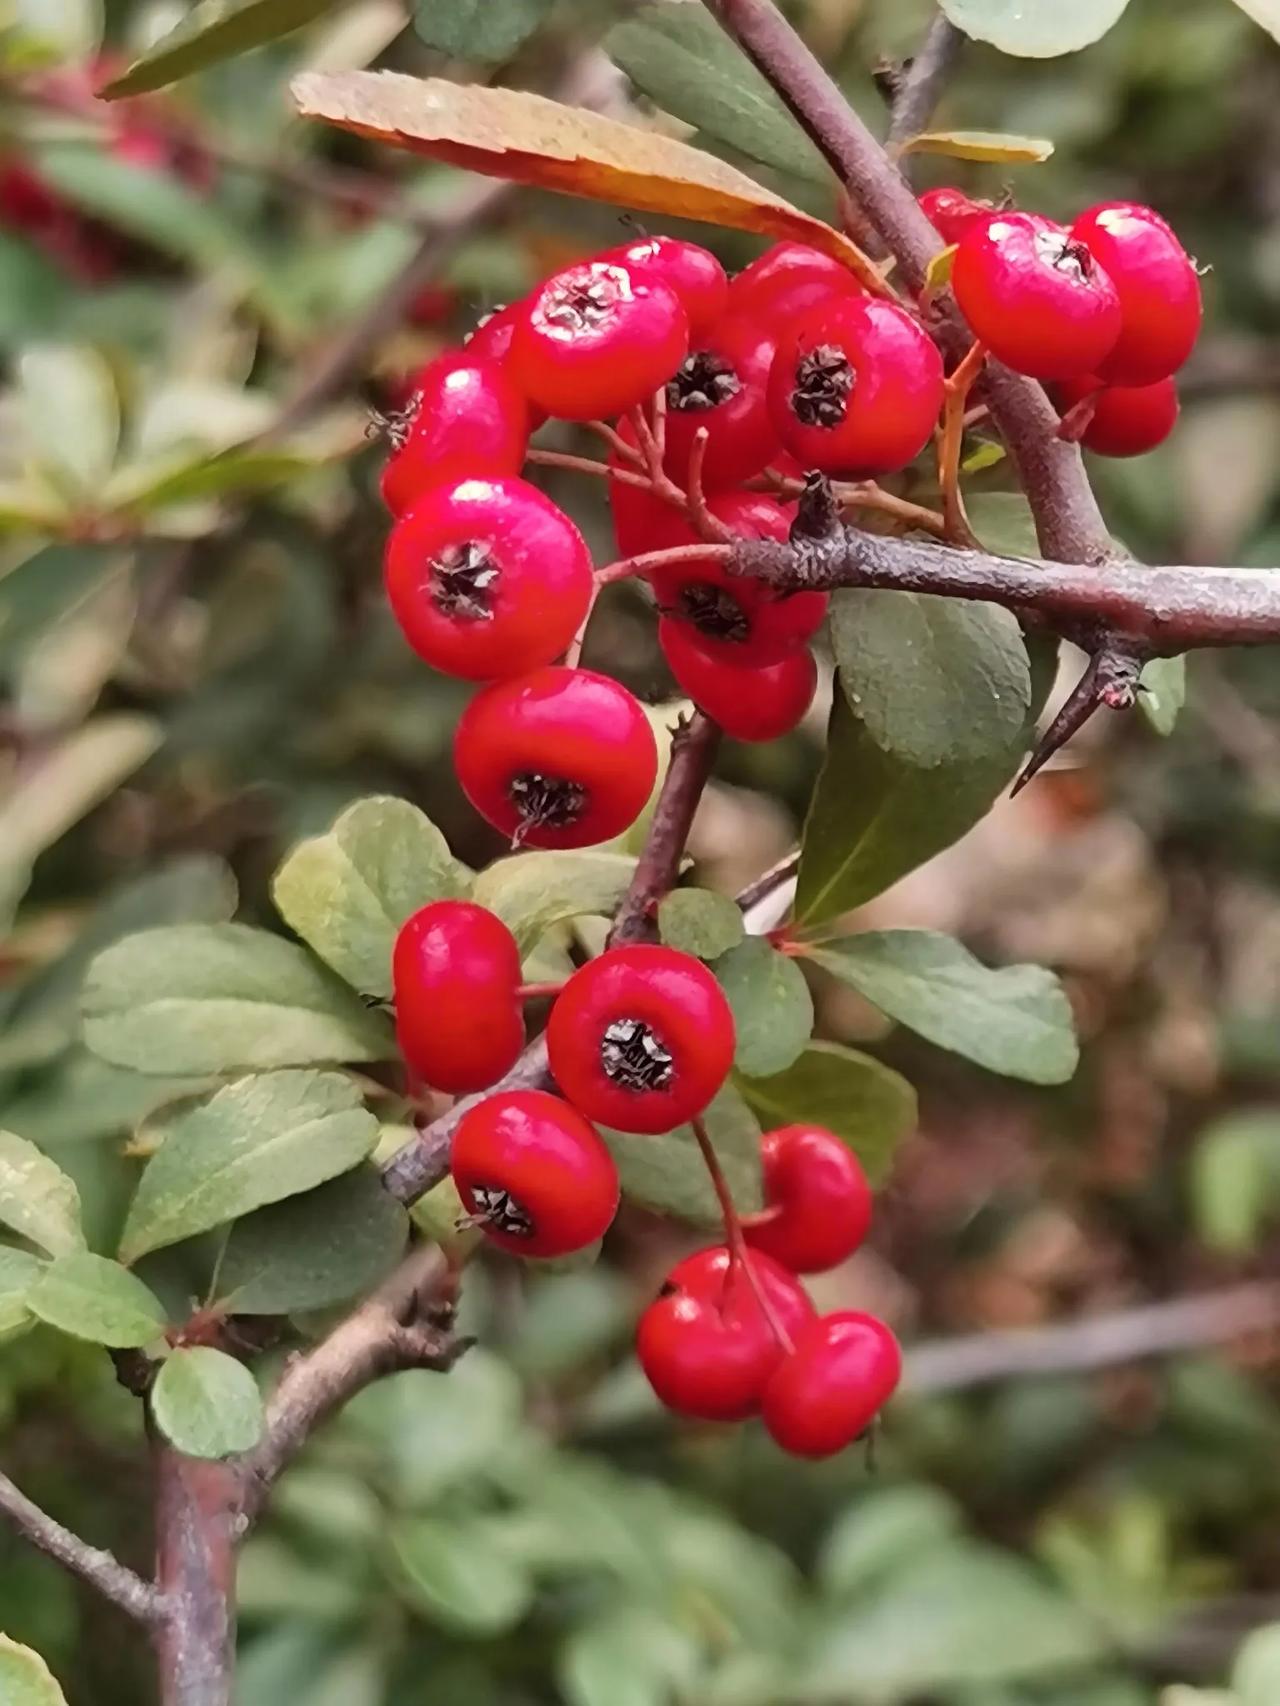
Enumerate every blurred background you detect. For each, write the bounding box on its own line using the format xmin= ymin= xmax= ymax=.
xmin=2 ymin=0 xmax=1280 ymax=1701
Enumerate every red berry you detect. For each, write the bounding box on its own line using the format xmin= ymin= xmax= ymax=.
xmin=646 ymin=493 xmax=828 ymax=668
xmin=509 ymin=260 xmax=689 ymax=421
xmin=380 ymin=352 xmax=530 ymax=517
xmin=598 ymin=236 xmax=728 ymax=337
xmin=951 ymin=211 xmax=1122 ymax=381
xmin=917 ymin=186 xmax=991 ymax=245
xmin=637 ymin=1245 xmax=815 ymax=1421
xmin=1068 ymin=201 xmax=1202 ymax=386
xmin=393 ymin=901 xmax=524 ymax=1095
xmin=661 ymin=317 xmax=782 ymax=489
xmin=384 ymin=476 xmax=593 ymax=681
xmin=659 ymin=618 xmax=816 ymax=742
xmin=454 ymin=667 xmax=658 ymax=849
xmin=464 ymin=302 xmax=549 ymax=429
xmin=762 ymin=1311 xmax=902 ymax=1458
xmin=451 ymin=1089 xmax=619 ymax=1258
xmin=744 ymin=1125 xmax=872 ymax=1273
xmin=607 ymin=441 xmax=680 ymax=558
xmin=727 ymin=241 xmax=862 ymax=323
xmin=546 ymin=944 xmax=735 ymax=1134
xmin=1057 ymin=374 xmax=1179 ymax=458
xmin=767 ymin=296 xmax=945 ymax=476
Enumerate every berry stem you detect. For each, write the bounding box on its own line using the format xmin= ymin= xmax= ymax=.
xmin=755 ymin=467 xmax=948 ymax=539
xmin=937 ymin=339 xmax=987 ymax=546
xmin=594 ymin=541 xmax=731 ymax=587
xmin=686 ymin=427 xmax=735 ymax=543
xmin=515 ymin=981 xmax=565 ymax=1000
xmin=563 ymin=581 xmax=598 ymax=668
xmin=525 ymin=446 xmax=658 ymax=492
xmin=691 ymin=1114 xmax=795 ymax=1355
xmin=586 ymin=419 xmax=645 ymax=465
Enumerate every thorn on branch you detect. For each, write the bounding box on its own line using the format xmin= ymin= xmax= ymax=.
xmin=1013 ymin=636 xmax=1149 ymax=795
xmin=790 ymin=471 xmax=842 ymax=542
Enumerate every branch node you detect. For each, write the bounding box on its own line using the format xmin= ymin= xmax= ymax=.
xmin=790 ymin=471 xmax=842 ymax=542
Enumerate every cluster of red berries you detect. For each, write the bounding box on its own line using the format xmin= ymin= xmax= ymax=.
xmin=923 ymin=187 xmax=1200 ymax=456
xmin=392 ymin=898 xmax=901 ymax=1457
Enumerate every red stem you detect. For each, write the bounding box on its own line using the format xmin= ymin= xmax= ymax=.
xmin=691 ymin=1115 xmax=795 ymax=1354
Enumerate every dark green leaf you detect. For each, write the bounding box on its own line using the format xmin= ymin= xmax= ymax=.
xmin=737 ymin=1042 xmax=916 ymax=1186
xmin=390 ymin=1516 xmax=533 ymax=1633
xmin=103 ymin=0 xmax=338 ymax=97
xmin=1139 ymin=654 xmax=1186 ymax=735
xmin=152 ymin=1346 xmax=265 ymax=1458
xmin=0 ymin=1637 xmax=69 ymax=1706
xmin=795 ymin=695 xmax=1021 ymax=927
xmin=0 ymin=1130 xmax=85 ymax=1256
xmin=606 ymin=6 xmax=827 ymax=184
xmin=82 ymin=923 xmax=394 ymax=1075
xmin=939 ymin=0 xmax=1132 ymax=57
xmin=658 ymin=888 xmax=745 ymax=961
xmin=472 ymin=850 xmax=636 ymax=954
xmin=414 ymin=0 xmax=553 ymax=61
xmin=830 ymin=589 xmax=1032 ymax=768
xmin=808 ymin=931 xmax=1078 ymax=1084
xmin=602 ymin=1083 xmax=763 ymax=1225
xmin=27 ymin=1250 xmax=167 ymax=1347
xmin=120 ymin=1069 xmax=380 ymax=1262
xmin=216 ymin=1166 xmax=407 ymax=1314
xmin=272 ymin=796 xmax=467 ymax=997
xmin=967 ymin=491 xmax=1040 ymax=558
xmin=0 ymin=546 xmax=119 ymax=671
xmin=714 ymin=937 xmax=813 ymax=1077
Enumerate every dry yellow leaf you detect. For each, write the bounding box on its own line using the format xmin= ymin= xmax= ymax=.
xmin=291 ymin=70 xmax=887 ymax=295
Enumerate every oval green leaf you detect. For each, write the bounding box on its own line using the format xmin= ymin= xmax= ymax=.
xmin=601 ymin=1084 xmax=763 ymax=1226
xmin=737 ymin=1043 xmax=916 ymax=1186
xmin=391 ymin=1515 xmax=534 ymax=1633
xmin=415 ymin=0 xmax=553 ymax=61
xmin=0 ymin=1130 xmax=85 ymax=1257
xmin=472 ymin=850 xmax=637 ymax=954
xmin=939 ymin=0 xmax=1132 ymax=57
xmin=152 ymin=1346 xmax=265 ymax=1459
xmin=658 ymin=888 xmax=745 ymax=962
xmin=714 ymin=938 xmax=813 ymax=1078
xmin=0 ymin=1636 xmax=70 ymax=1706
xmin=27 ymin=1250 xmax=167 ymax=1347
xmin=0 ymin=1246 xmax=44 ymax=1341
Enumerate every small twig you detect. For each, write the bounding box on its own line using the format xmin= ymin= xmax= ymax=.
xmin=885 ymin=12 xmax=966 ymax=157
xmin=525 ymin=447 xmax=657 ymax=492
xmin=736 ymin=849 xmax=800 ymax=921
xmin=0 ymin=1469 xmax=163 ymax=1625
xmin=905 ymin=1282 xmax=1280 ymax=1394
xmin=686 ymin=428 xmax=733 ymax=542
xmin=594 ymin=542 xmax=723 ymax=587
xmin=937 ymin=339 xmax=986 ymax=544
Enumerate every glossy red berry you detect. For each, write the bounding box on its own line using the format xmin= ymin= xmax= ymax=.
xmin=951 ymin=211 xmax=1122 ymax=381
xmin=646 ymin=493 xmax=828 ymax=668
xmin=454 ymin=667 xmax=658 ymax=849
xmin=637 ymin=1245 xmax=815 ymax=1421
xmin=727 ymin=241 xmax=862 ymax=323
xmin=451 ymin=1089 xmax=619 ymax=1258
xmin=598 ymin=236 xmax=728 ymax=337
xmin=384 ymin=476 xmax=593 ymax=681
xmin=659 ymin=618 xmax=816 ymax=742
xmin=393 ymin=901 xmax=524 ymax=1095
xmin=379 ymin=352 xmax=530 ymax=517
xmin=918 ymin=185 xmax=991 ymax=245
xmin=1068 ymin=201 xmax=1202 ymax=386
xmin=762 ymin=1311 xmax=902 ymax=1458
xmin=1057 ymin=374 xmax=1179 ymax=458
xmin=661 ymin=317 xmax=782 ymax=490
xmin=744 ymin=1125 xmax=873 ymax=1273
xmin=767 ymin=296 xmax=945 ymax=476
xmin=546 ymin=944 xmax=735 ymax=1134
xmin=509 ymin=260 xmax=689 ymax=421
xmin=464 ymin=302 xmax=549 ymax=428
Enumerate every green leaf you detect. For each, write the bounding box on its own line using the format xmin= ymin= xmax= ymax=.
xmin=82 ymin=923 xmax=394 ymax=1075
xmin=102 ymin=0 xmax=337 ymax=96
xmin=967 ymin=491 xmax=1040 ymax=558
xmin=803 ymin=1545 xmax=1103 ymax=1696
xmin=272 ymin=796 xmax=467 ymax=998
xmin=796 ymin=695 xmax=1021 ymax=927
xmin=390 ymin=1516 xmax=534 ymax=1633
xmin=1139 ymin=654 xmax=1186 ymax=735
xmin=152 ymin=1346 xmax=265 ymax=1459
xmin=962 ymin=439 xmax=1007 ymax=474
xmin=216 ymin=1166 xmax=407 ymax=1314
xmin=1234 ymin=1623 xmax=1280 ymax=1706
xmin=561 ymin=1607 xmax=701 ymax=1706
xmin=17 ymin=345 xmax=119 ymax=500
xmin=0 ymin=1130 xmax=85 ymax=1256
xmin=602 ymin=1083 xmax=763 ymax=1226
xmin=0 ymin=546 xmax=119 ymax=671
xmin=27 ymin=1250 xmax=167 ymax=1347
xmin=900 ymin=130 xmax=1053 ymax=163
xmin=1190 ymin=1112 xmax=1280 ymax=1254
xmin=605 ymin=5 xmax=828 ymax=184
xmin=738 ymin=1042 xmax=916 ymax=1186
xmin=714 ymin=938 xmax=813 ymax=1078
xmin=0 ymin=1636 xmax=70 ymax=1706
xmin=819 ymin=1487 xmax=964 ymax=1598
xmin=120 ymin=1069 xmax=379 ymax=1262
xmin=415 ymin=0 xmax=553 ymax=61
xmin=658 ymin=888 xmax=745 ymax=961
xmin=472 ymin=850 xmax=636 ymax=953
xmin=808 ymin=931 xmax=1078 ymax=1085
xmin=939 ymin=0 xmax=1132 ymax=57
xmin=112 ymin=446 xmax=336 ymax=518
xmin=830 ymin=590 xmax=1032 ymax=770
xmin=0 ymin=1246 xmax=44 ymax=1341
